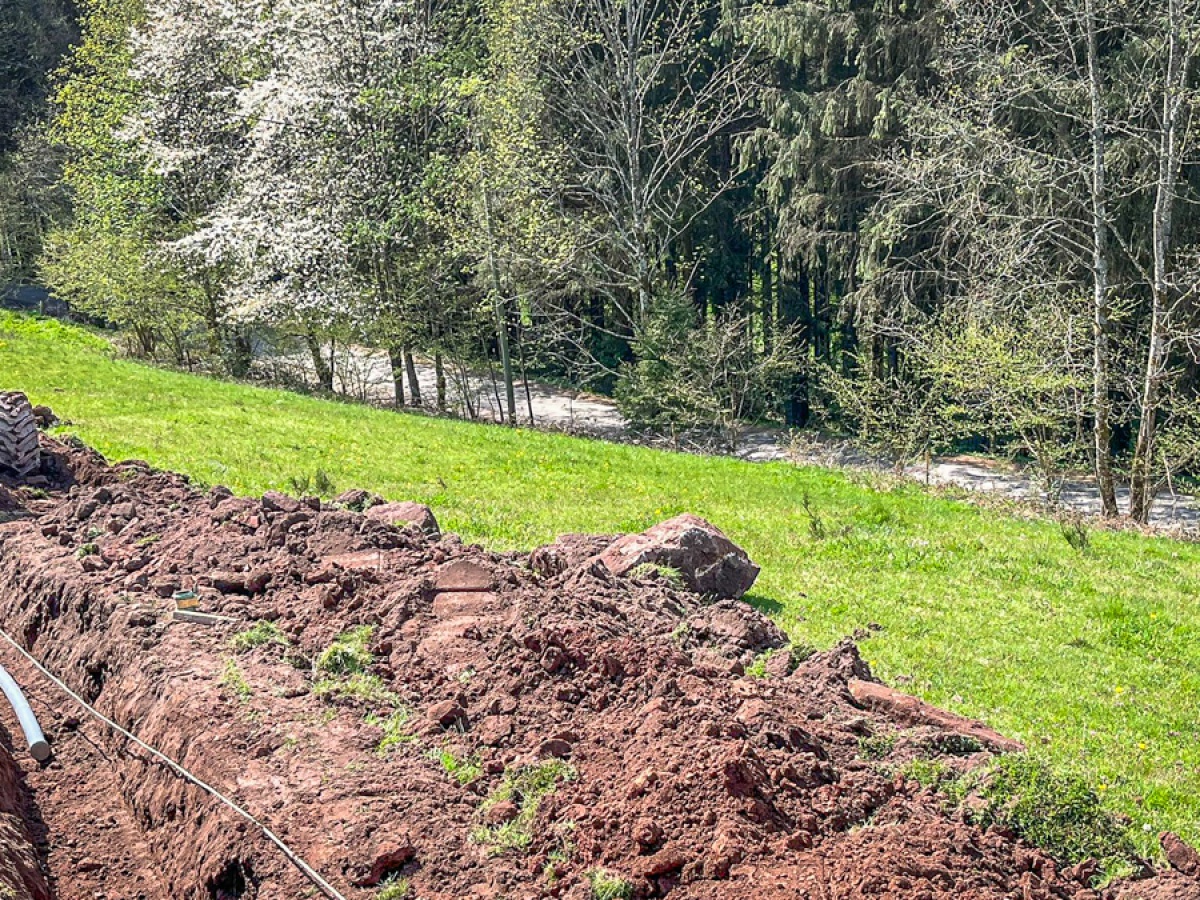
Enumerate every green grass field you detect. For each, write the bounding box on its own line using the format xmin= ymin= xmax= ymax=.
xmin=3 ymin=310 xmax=1198 ymax=852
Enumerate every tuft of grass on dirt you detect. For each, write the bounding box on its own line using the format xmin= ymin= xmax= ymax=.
xmin=472 ymin=761 xmax=576 ymax=855
xmin=219 ymin=658 xmax=252 ymax=702
xmin=627 ymin=561 xmax=685 ymax=588
xmin=375 ymin=876 xmax=410 ymax=900
xmin=312 ymin=672 xmax=398 ymax=707
xmin=6 ymin=310 xmax=1200 ymax=851
xmin=586 ymin=868 xmax=634 ymax=900
xmin=431 ymin=747 xmax=483 ymax=785
xmin=951 ymin=755 xmax=1140 ymax=880
xmin=230 ymin=620 xmax=290 ymax=653
xmin=857 ymin=731 xmax=898 ymax=761
xmin=316 ymin=625 xmax=375 ymax=675
xmin=366 ymin=710 xmax=415 ymax=755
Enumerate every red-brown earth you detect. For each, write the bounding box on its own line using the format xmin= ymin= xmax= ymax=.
xmin=0 ymin=434 xmax=1193 ymax=900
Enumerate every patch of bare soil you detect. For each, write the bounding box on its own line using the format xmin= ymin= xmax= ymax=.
xmin=0 ymin=435 xmax=1192 ymax=899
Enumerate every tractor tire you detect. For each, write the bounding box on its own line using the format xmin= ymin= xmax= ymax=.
xmin=0 ymin=392 xmax=40 ymax=478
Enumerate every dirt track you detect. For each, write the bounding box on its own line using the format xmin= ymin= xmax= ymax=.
xmin=0 ymin=437 xmax=1193 ymax=898
xmin=283 ymin=347 xmax=1200 ymax=528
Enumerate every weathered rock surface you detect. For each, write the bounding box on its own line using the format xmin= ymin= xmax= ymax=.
xmin=365 ymin=500 xmax=440 ymax=538
xmin=596 ymin=513 xmax=760 ymax=598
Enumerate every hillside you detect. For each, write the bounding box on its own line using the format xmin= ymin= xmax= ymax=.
xmin=2 ymin=310 xmax=1200 ymax=852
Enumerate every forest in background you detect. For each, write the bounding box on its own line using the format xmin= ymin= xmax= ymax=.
xmin=3 ymin=0 xmax=1200 ymax=522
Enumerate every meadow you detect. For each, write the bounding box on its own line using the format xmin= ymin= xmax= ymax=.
xmin=3 ymin=309 xmax=1198 ymax=851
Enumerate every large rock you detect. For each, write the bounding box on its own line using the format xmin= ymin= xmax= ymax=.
xmin=597 ymin=513 xmax=759 ymax=599
xmin=365 ymin=501 xmax=440 ymax=538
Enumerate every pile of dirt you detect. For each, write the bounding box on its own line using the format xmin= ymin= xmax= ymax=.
xmin=0 ymin=434 xmax=1192 ymax=900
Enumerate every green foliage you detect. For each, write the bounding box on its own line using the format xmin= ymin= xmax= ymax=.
xmin=627 ymin=562 xmax=684 ymax=588
xmin=317 ymin=626 xmax=376 ymax=675
xmin=313 ymin=673 xmax=398 ymax=707
xmin=230 ymin=620 xmax=289 ymax=653
xmin=288 ymin=469 xmax=337 ymax=499
xmin=900 ymin=758 xmax=953 ymax=790
xmin=472 ymin=761 xmax=575 ymax=855
xmin=956 ymin=756 xmax=1138 ymax=873
xmin=617 ymin=292 xmax=803 ymax=447
xmin=857 ymin=731 xmax=897 ymax=761
xmin=585 ymin=869 xmax=633 ymax=900
xmin=431 ymin=747 xmax=483 ymax=785
xmin=366 ymin=710 xmax=415 ymax=755
xmin=219 ymin=658 xmax=252 ymax=701
xmin=376 ymin=876 xmax=410 ymax=900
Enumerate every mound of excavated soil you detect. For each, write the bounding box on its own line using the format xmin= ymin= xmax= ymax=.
xmin=0 ymin=435 xmax=1191 ymax=900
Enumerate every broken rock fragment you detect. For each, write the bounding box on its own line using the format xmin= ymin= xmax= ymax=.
xmin=597 ymin=513 xmax=760 ymax=599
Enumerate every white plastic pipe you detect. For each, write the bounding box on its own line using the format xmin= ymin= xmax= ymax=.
xmin=0 ymin=663 xmax=50 ymax=761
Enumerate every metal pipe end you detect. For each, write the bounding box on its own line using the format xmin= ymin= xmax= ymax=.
xmin=29 ymin=740 xmax=50 ymax=763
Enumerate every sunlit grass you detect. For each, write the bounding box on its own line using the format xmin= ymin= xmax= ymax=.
xmin=4 ymin=309 xmax=1200 ymax=851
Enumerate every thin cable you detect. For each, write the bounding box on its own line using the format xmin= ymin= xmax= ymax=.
xmin=0 ymin=628 xmax=348 ymax=900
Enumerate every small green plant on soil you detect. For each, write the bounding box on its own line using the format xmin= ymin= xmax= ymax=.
xmin=75 ymin=542 xmax=98 ymax=558
xmin=219 ymin=658 xmax=252 ymax=702
xmin=951 ymin=755 xmax=1139 ymax=880
xmin=134 ymin=533 xmax=160 ymax=547
xmin=586 ymin=868 xmax=633 ymax=900
xmin=431 ymin=746 xmax=483 ymax=785
xmin=628 ymin=562 xmax=685 ymax=588
xmin=375 ymin=875 xmax=410 ymax=899
xmin=471 ymin=761 xmax=576 ymax=855
xmin=900 ymin=758 xmax=953 ymax=790
xmin=745 ymin=648 xmax=774 ymax=678
xmin=857 ymin=731 xmax=898 ymax=761
xmin=231 ymin=620 xmax=290 ymax=653
xmin=317 ymin=625 xmax=375 ymax=675
xmin=313 ymin=673 xmax=398 ymax=706
xmin=1059 ymin=514 xmax=1091 ymax=555
xmin=366 ymin=710 xmax=415 ymax=755
xmin=745 ymin=643 xmax=813 ymax=678
xmin=288 ymin=468 xmax=337 ymax=498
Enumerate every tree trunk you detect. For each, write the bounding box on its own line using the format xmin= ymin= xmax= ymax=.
xmin=306 ymin=331 xmax=334 ymax=392
xmin=1086 ymin=0 xmax=1119 ymax=517
xmin=1131 ymin=0 xmax=1186 ymax=523
xmin=388 ymin=347 xmax=405 ymax=407
xmin=434 ymin=352 xmax=447 ymax=410
xmin=404 ymin=349 xmax=422 ymax=407
xmin=478 ymin=167 xmax=516 ymax=424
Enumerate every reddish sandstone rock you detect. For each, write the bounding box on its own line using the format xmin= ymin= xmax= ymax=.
xmin=847 ymin=679 xmax=1025 ymax=753
xmin=365 ymin=501 xmax=440 ymax=538
xmin=596 ymin=514 xmax=759 ymax=599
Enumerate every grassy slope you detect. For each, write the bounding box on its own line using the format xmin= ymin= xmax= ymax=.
xmin=3 ymin=311 xmax=1198 ymax=849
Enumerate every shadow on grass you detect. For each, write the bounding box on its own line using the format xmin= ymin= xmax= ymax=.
xmin=743 ymin=592 xmax=784 ymax=615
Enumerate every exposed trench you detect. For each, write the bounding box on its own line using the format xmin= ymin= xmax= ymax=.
xmin=0 ymin=548 xmax=287 ymax=899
